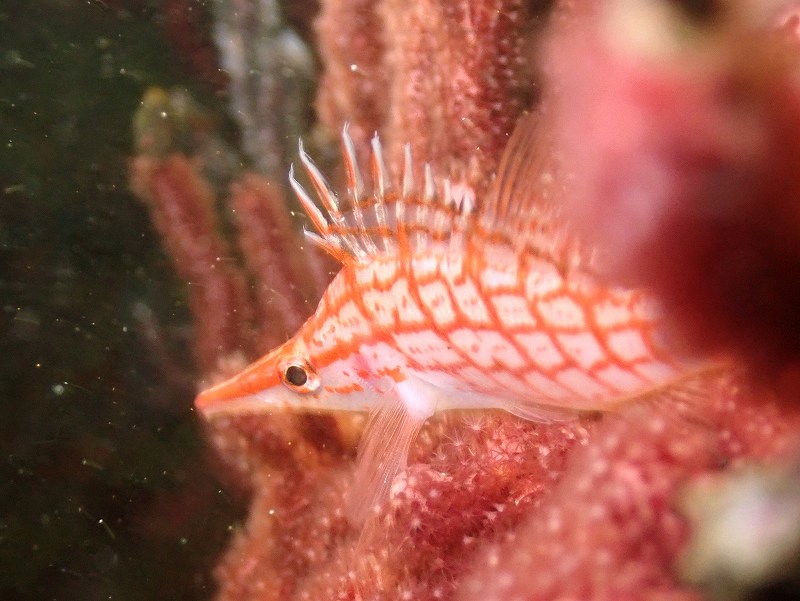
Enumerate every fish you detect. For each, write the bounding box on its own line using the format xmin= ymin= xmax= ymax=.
xmin=195 ymin=112 xmax=705 ymax=521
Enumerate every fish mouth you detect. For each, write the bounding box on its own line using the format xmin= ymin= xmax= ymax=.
xmin=194 ymin=350 xmax=284 ymax=419
xmin=195 ymin=389 xmax=279 ymax=419
xmin=195 ymin=376 xmax=315 ymax=420
xmin=194 ymin=382 xmax=265 ymax=419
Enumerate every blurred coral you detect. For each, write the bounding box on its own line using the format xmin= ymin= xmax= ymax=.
xmin=212 ymin=0 xmax=316 ymax=177
xmin=316 ymin=0 xmax=536 ymax=194
xmin=547 ymin=0 xmax=800 ymax=388
xmin=129 ymin=86 xmax=332 ymax=380
xmin=677 ymin=450 xmax=800 ymax=601
xmin=459 ymin=380 xmax=800 ymax=601
xmin=164 ymin=0 xmax=230 ymax=93
xmin=130 ymin=1 xmax=800 ymax=600
xmin=130 ymin=151 xmax=256 ymax=374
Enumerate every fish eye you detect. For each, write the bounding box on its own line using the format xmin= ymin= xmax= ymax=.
xmin=279 ymin=357 xmax=320 ymax=393
xmin=284 ymin=364 xmax=307 ymax=387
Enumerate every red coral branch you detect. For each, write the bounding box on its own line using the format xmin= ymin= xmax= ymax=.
xmin=130 ymin=154 xmax=256 ymax=373
xmin=316 ymin=0 xmax=389 ymax=158
xmin=317 ymin=0 xmax=532 ymax=193
xmin=459 ymin=382 xmax=800 ymax=601
xmin=229 ymin=174 xmax=334 ymax=348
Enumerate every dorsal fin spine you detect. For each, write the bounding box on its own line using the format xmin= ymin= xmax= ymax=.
xmin=392 ymin=144 xmax=413 ymax=253
xmin=416 ymin=205 xmax=428 ymax=249
xmin=342 ymin=123 xmax=365 ymax=201
xmin=414 ymin=167 xmax=433 ymax=248
xmin=352 ymin=194 xmax=379 ymax=256
xmin=299 ymin=140 xmax=340 ymax=216
xmin=302 ymin=228 xmax=351 ymax=264
xmin=393 ymin=177 xmax=409 ymax=254
xmin=290 ymin=168 xmax=354 ymax=265
xmin=452 ymin=180 xmax=476 ymax=254
xmin=342 ymin=128 xmax=379 ymax=256
xmin=424 ymin=176 xmax=452 ymax=245
xmin=423 ymin=164 xmax=436 ymax=204
xmin=370 ymin=134 xmax=389 ymax=201
xmin=442 ymin=179 xmax=452 ymax=207
xmin=289 ymin=164 xmax=332 ymax=238
xmin=461 ymin=188 xmax=475 ymax=215
xmin=299 ymin=140 xmax=367 ymax=262
xmin=369 ymin=135 xmax=393 ymax=253
xmin=402 ymin=144 xmax=414 ymax=199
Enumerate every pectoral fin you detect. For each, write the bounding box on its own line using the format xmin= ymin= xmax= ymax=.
xmin=347 ymin=382 xmax=433 ymax=524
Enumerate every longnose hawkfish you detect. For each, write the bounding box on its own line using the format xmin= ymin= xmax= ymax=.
xmin=195 ymin=113 xmax=711 ymax=520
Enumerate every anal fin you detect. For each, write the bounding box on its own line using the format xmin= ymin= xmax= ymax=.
xmin=506 ymin=401 xmax=578 ymax=423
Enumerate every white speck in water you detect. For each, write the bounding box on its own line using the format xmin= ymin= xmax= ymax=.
xmin=52 ymin=383 xmax=65 ymax=395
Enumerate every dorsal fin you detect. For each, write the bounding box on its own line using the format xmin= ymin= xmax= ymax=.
xmin=481 ymin=108 xmax=586 ymax=271
xmin=482 ymin=110 xmax=550 ymax=227
xmin=290 ymin=114 xmax=585 ymax=269
xmin=289 ymin=127 xmax=475 ymax=266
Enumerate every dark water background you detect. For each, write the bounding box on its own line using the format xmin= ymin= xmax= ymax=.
xmin=1 ymin=2 xmax=244 ymax=599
